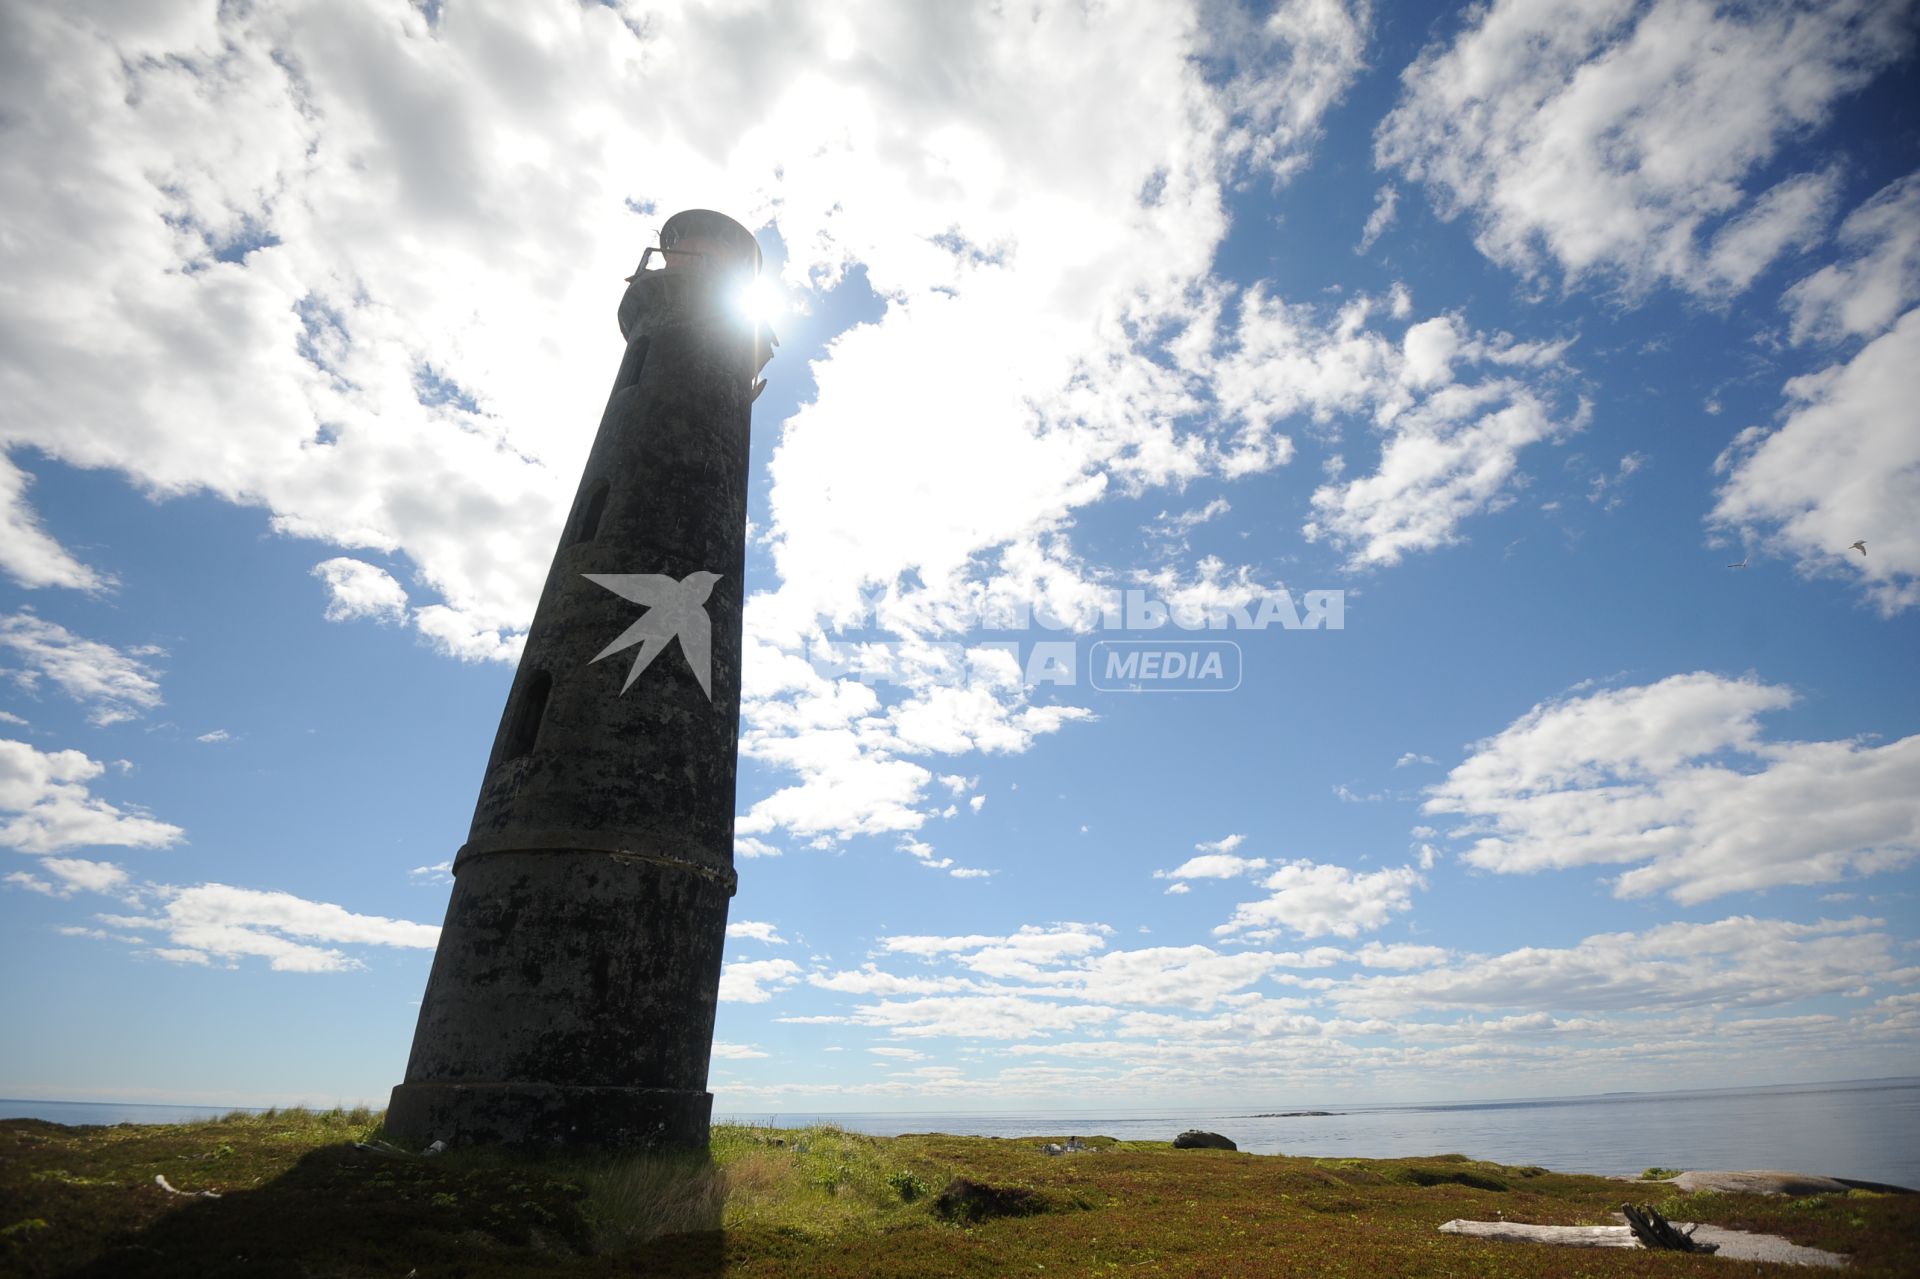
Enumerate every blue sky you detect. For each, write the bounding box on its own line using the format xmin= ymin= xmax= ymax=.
xmin=2 ymin=0 xmax=1917 ymax=1113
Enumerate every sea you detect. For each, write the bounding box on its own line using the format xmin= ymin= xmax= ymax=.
xmin=5 ymin=1077 xmax=1916 ymax=1187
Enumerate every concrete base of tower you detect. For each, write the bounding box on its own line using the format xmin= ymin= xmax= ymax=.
xmin=385 ymin=1080 xmax=713 ymax=1150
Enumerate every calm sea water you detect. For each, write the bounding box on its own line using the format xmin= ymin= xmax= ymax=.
xmin=724 ymin=1077 xmax=1920 ymax=1187
xmin=7 ymin=1078 xmax=1916 ymax=1186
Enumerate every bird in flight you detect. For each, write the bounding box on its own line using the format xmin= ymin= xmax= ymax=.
xmin=1727 ymin=555 xmax=1749 ymax=569
xmin=584 ymin=571 xmax=722 ymax=699
xmin=1849 ymin=540 xmax=1867 ymax=555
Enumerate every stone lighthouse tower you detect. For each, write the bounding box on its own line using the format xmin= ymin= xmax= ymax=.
xmin=387 ymin=210 xmax=770 ymax=1149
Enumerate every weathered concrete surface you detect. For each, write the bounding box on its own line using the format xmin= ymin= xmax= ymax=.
xmin=389 ymin=210 xmax=765 ymax=1150
xmin=1439 ymin=1219 xmax=1848 ymax=1267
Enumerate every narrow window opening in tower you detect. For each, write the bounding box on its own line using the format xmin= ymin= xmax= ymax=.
xmin=502 ymin=670 xmax=552 ymax=761
xmin=572 ymin=479 xmax=610 ymax=545
xmin=613 ymin=334 xmax=650 ymax=393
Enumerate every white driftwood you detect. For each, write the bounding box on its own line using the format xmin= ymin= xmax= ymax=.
xmin=153 ymin=1174 xmax=221 ymax=1199
xmin=1439 ymin=1219 xmax=1850 ymax=1268
xmin=1440 ymin=1220 xmax=1639 ymax=1249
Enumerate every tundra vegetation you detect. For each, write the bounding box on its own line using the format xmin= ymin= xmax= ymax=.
xmin=2 ymin=1108 xmax=1914 ymax=1276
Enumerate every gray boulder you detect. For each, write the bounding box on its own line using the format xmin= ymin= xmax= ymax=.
xmin=1172 ymin=1129 xmax=1237 ymax=1151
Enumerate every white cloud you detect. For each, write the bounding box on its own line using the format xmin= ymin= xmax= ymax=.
xmin=1156 ymin=853 xmax=1268 ymax=880
xmin=719 ymin=958 xmax=803 ymax=1004
xmin=1305 ymin=373 xmax=1587 ymax=568
xmin=880 ymin=923 xmax=1112 ymax=979
xmin=1163 ymin=881 xmax=1191 ymax=895
xmin=1336 ymin=915 xmax=1904 ymax=1017
xmin=1395 ymin=752 xmax=1437 ymax=768
xmin=1710 ymin=309 xmax=1920 ymax=613
xmin=1355 ymin=183 xmax=1398 ymax=253
xmin=0 ymin=613 xmax=164 ymax=726
xmin=1426 ymin=673 xmax=1920 ymax=903
xmin=1198 ymin=289 xmax=1582 ymax=567
xmin=1196 ymin=833 xmax=1247 ymax=854
xmin=727 ymin=920 xmax=789 ymax=946
xmin=1217 ymin=860 xmax=1423 ymax=939
xmin=125 ymin=882 xmax=439 ymax=973
xmin=1782 ymin=172 xmax=1920 ymax=345
xmin=949 ymin=866 xmax=993 ymax=879
xmin=0 ymin=454 xmax=110 ymax=591
xmin=851 ymin=993 xmax=1121 ymax=1040
xmin=1376 ymin=0 xmax=1913 ymax=297
xmin=712 ymin=1041 xmax=769 ymax=1061
xmin=1352 ymin=941 xmax=1449 ymax=969
xmin=311 ymin=557 xmax=409 ymax=625
xmin=411 ymin=604 xmax=525 ymax=665
xmin=1207 ymin=0 xmax=1372 ymax=183
xmin=734 ymin=836 xmax=781 ymax=859
xmin=0 ymin=2 xmax=1379 ymax=857
xmin=195 ymin=730 xmax=231 ymax=744
xmin=0 ymin=738 xmax=184 ymax=854
xmin=4 ymin=871 xmax=56 ymax=896
xmin=37 ymin=857 xmax=130 ymax=897
xmin=407 ymin=860 xmax=452 ymax=885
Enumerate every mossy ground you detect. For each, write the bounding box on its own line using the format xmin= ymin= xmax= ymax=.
xmin=2 ymin=1110 xmax=1914 ymax=1277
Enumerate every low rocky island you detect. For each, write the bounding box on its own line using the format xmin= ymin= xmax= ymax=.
xmin=1247 ymin=1110 xmax=1338 ymax=1118
xmin=3 ymin=1108 xmax=1913 ymax=1277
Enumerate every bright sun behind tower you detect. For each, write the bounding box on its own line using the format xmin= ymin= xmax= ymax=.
xmin=734 ymin=272 xmax=783 ymax=326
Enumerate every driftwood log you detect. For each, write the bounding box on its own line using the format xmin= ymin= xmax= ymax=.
xmin=1622 ymin=1202 xmax=1718 ymax=1253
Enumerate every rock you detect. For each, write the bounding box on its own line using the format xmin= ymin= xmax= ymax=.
xmin=1172 ymin=1130 xmax=1236 ymax=1151
xmin=1668 ymin=1169 xmax=1915 ymax=1196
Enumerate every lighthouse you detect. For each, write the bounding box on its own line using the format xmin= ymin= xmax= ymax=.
xmin=387 ymin=210 xmax=770 ymax=1149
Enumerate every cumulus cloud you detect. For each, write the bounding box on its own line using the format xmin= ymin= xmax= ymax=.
xmin=1215 ymin=859 xmax=1424 ymax=939
xmin=719 ymin=958 xmax=803 ymax=1004
xmin=727 ymin=920 xmax=789 ymax=946
xmin=1425 ymin=673 xmax=1920 ymax=902
xmin=1711 ymin=309 xmax=1920 ymax=613
xmin=1376 ymin=0 xmax=1913 ymax=297
xmin=1782 ymin=172 xmax=1920 ymax=346
xmin=1156 ymin=853 xmax=1268 ymax=880
xmin=0 ymin=738 xmax=184 ymax=854
xmin=97 ymin=882 xmax=439 ymax=973
xmin=1197 ymin=289 xmax=1583 ymax=567
xmin=0 ymin=613 xmax=164 ymax=726
xmin=312 ymin=557 xmax=409 ymax=624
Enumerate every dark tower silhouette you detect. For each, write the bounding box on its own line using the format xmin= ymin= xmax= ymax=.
xmin=388 ymin=210 xmax=771 ymax=1148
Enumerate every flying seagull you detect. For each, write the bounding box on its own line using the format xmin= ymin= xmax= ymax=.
xmin=584 ymin=571 xmax=722 ymax=699
xmin=1849 ymin=540 xmax=1867 ymax=555
xmin=1727 ymin=555 xmax=1749 ymax=569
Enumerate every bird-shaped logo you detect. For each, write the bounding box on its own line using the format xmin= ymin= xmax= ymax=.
xmin=583 ymin=571 xmax=722 ymax=699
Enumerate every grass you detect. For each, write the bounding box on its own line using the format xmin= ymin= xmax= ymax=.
xmin=2 ymin=1110 xmax=1916 ymax=1277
